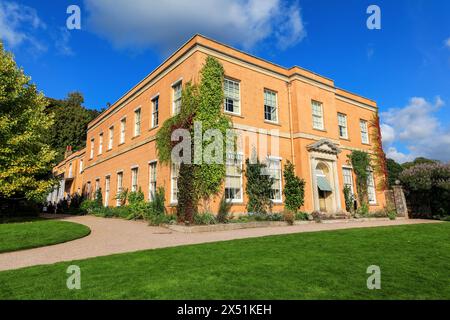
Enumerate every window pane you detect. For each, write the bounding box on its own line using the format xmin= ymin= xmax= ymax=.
xmin=224 ymin=79 xmax=240 ymax=114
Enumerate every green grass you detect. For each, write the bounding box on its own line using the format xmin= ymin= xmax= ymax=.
xmin=0 ymin=219 xmax=91 ymax=253
xmin=0 ymin=223 xmax=449 ymax=299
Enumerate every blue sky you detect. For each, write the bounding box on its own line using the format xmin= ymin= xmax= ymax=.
xmin=1 ymin=0 xmax=449 ymax=163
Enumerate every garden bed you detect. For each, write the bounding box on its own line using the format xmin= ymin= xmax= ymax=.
xmin=164 ymin=217 xmax=403 ymax=233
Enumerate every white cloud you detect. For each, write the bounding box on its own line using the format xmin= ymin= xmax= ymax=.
xmin=381 ymin=96 xmax=450 ymax=163
xmin=0 ymin=1 xmax=46 ymax=51
xmin=84 ymin=0 xmax=306 ymax=53
xmin=53 ymin=27 xmax=74 ymax=56
xmin=445 ymin=37 xmax=450 ymax=48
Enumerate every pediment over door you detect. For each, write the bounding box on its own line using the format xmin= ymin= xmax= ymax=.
xmin=307 ymin=139 xmax=341 ymax=155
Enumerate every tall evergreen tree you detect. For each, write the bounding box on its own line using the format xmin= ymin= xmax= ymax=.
xmin=0 ymin=42 xmax=57 ymax=200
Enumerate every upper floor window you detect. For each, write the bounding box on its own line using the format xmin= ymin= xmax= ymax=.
xmin=225 ymin=153 xmax=243 ymax=202
xmin=90 ymin=138 xmax=94 ymax=159
xmin=134 ymin=108 xmax=141 ymax=136
xmin=312 ymin=100 xmax=324 ymax=130
xmin=172 ymin=81 xmax=182 ymax=115
xmin=79 ymin=159 xmax=83 ymax=173
xmin=338 ymin=113 xmax=348 ymax=139
xmin=131 ymin=167 xmax=139 ymax=192
xmin=267 ymin=157 xmax=282 ymax=202
xmin=98 ymin=133 xmax=103 ymax=154
xmin=108 ymin=126 xmax=114 ymax=150
xmin=264 ymin=89 xmax=278 ymax=123
xmin=224 ymin=78 xmax=240 ymax=114
xmin=120 ymin=118 xmax=126 ymax=144
xmin=360 ymin=120 xmax=369 ymax=144
xmin=152 ymin=96 xmax=159 ymax=128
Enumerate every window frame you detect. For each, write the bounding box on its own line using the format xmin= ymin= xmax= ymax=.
xmin=108 ymin=126 xmax=114 ymax=150
xmin=90 ymin=138 xmax=95 ymax=159
xmin=148 ymin=161 xmax=157 ymax=201
xmin=120 ymin=117 xmax=126 ymax=144
xmin=223 ymin=78 xmax=241 ymax=115
xmin=170 ymin=162 xmax=180 ymax=204
xmin=151 ymin=95 xmax=159 ymax=128
xmin=104 ymin=175 xmax=110 ymax=207
xmin=367 ymin=169 xmax=377 ymax=205
xmin=131 ymin=166 xmax=139 ymax=192
xmin=311 ymin=100 xmax=325 ymax=130
xmin=337 ymin=113 xmax=348 ymax=139
xmin=267 ymin=156 xmax=283 ymax=203
xmin=360 ymin=119 xmax=369 ymax=144
xmin=342 ymin=166 xmax=354 ymax=195
xmin=134 ymin=108 xmax=141 ymax=137
xmin=116 ymin=171 xmax=123 ymax=207
xmin=264 ymin=89 xmax=278 ymax=123
xmin=225 ymin=153 xmax=243 ymax=203
xmin=172 ymin=80 xmax=182 ymax=115
xmin=98 ymin=133 xmax=103 ymax=155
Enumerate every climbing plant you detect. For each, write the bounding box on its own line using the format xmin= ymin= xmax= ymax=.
xmin=245 ymin=152 xmax=274 ymax=215
xmin=347 ymin=150 xmax=371 ymax=206
xmin=155 ymin=56 xmax=232 ymax=222
xmin=282 ymin=160 xmax=305 ymax=212
xmin=370 ymin=113 xmax=388 ymax=191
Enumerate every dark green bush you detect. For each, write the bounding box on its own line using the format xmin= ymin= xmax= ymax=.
xmin=217 ymin=193 xmax=232 ymax=223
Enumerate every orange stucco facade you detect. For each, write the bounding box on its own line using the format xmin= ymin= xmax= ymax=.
xmin=50 ymin=34 xmax=386 ymax=214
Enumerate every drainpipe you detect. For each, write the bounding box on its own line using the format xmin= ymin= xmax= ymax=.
xmin=287 ymin=81 xmax=295 ymax=165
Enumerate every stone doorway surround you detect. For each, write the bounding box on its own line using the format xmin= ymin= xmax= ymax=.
xmin=307 ymin=139 xmax=342 ymax=213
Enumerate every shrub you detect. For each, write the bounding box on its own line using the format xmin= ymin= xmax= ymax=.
xmin=283 ymin=210 xmax=295 ymax=225
xmin=283 ymin=161 xmax=305 ymax=212
xmin=115 ymin=189 xmax=128 ymax=207
xmin=343 ymin=185 xmax=354 ymax=213
xmin=94 ymin=188 xmax=103 ymax=207
xmin=217 ymin=193 xmax=232 ymax=224
xmin=356 ymin=203 xmax=369 ymax=217
xmin=245 ymin=153 xmax=274 ymax=215
xmin=145 ymin=187 xmax=170 ymax=226
xmin=194 ymin=212 xmax=217 ymax=225
xmin=294 ymin=211 xmax=309 ymax=221
xmin=80 ymin=199 xmax=101 ymax=214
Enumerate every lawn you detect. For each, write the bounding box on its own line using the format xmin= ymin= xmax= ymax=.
xmin=0 ymin=223 xmax=448 ymax=299
xmin=0 ymin=218 xmax=91 ymax=253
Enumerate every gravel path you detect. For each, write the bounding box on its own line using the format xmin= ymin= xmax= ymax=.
xmin=0 ymin=215 xmax=440 ymax=271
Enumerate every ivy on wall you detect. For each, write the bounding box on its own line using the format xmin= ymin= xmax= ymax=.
xmin=245 ymin=152 xmax=274 ymax=215
xmin=155 ymin=56 xmax=232 ymax=222
xmin=347 ymin=150 xmax=371 ymax=206
xmin=370 ymin=113 xmax=388 ymax=191
xmin=282 ymin=160 xmax=305 ymax=212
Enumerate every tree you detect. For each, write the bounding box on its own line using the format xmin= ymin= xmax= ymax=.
xmin=386 ymin=158 xmax=404 ymax=187
xmin=282 ymin=160 xmax=305 ymax=212
xmin=402 ymin=157 xmax=439 ymax=170
xmin=245 ymin=152 xmax=274 ymax=215
xmin=46 ymin=92 xmax=100 ymax=162
xmin=0 ymin=42 xmax=57 ymax=200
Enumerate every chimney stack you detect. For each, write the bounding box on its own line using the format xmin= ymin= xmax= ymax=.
xmin=64 ymin=145 xmax=73 ymax=159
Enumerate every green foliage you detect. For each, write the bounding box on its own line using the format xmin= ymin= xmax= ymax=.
xmin=94 ymin=188 xmax=103 ymax=207
xmin=193 ymin=212 xmax=217 ymax=225
xmin=356 ymin=203 xmax=369 ymax=217
xmin=155 ymin=56 xmax=232 ymax=221
xmin=0 ymin=42 xmax=57 ymax=201
xmin=343 ymin=185 xmax=354 ymax=213
xmin=402 ymin=157 xmax=439 ymax=170
xmin=46 ymin=92 xmax=100 ymax=162
xmin=347 ymin=150 xmax=371 ymax=206
xmin=80 ymin=199 xmax=102 ymax=214
xmin=146 ymin=187 xmax=173 ymax=226
xmin=177 ymin=163 xmax=198 ymax=223
xmin=126 ymin=188 xmax=147 ymax=220
xmin=217 ymin=193 xmax=232 ymax=223
xmin=294 ymin=211 xmax=310 ymax=221
xmin=194 ymin=56 xmax=232 ymax=200
xmin=386 ymin=158 xmax=404 ymax=187
xmin=115 ymin=189 xmax=128 ymax=207
xmin=282 ymin=160 xmax=305 ymax=212
xmin=245 ymin=154 xmax=274 ymax=215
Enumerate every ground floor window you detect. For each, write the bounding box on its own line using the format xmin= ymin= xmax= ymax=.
xmin=267 ymin=157 xmax=282 ymax=202
xmin=342 ymin=167 xmax=354 ymax=194
xmin=116 ymin=172 xmax=123 ymax=207
xmin=104 ymin=176 xmax=110 ymax=207
xmin=171 ymin=163 xmax=180 ymax=203
xmin=149 ymin=161 xmax=157 ymax=201
xmin=225 ymin=153 xmax=243 ymax=202
xmin=131 ymin=167 xmax=139 ymax=192
xmin=367 ymin=170 xmax=377 ymax=204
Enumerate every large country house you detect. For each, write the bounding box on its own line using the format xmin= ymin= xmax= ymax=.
xmin=49 ymin=34 xmax=386 ymax=215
